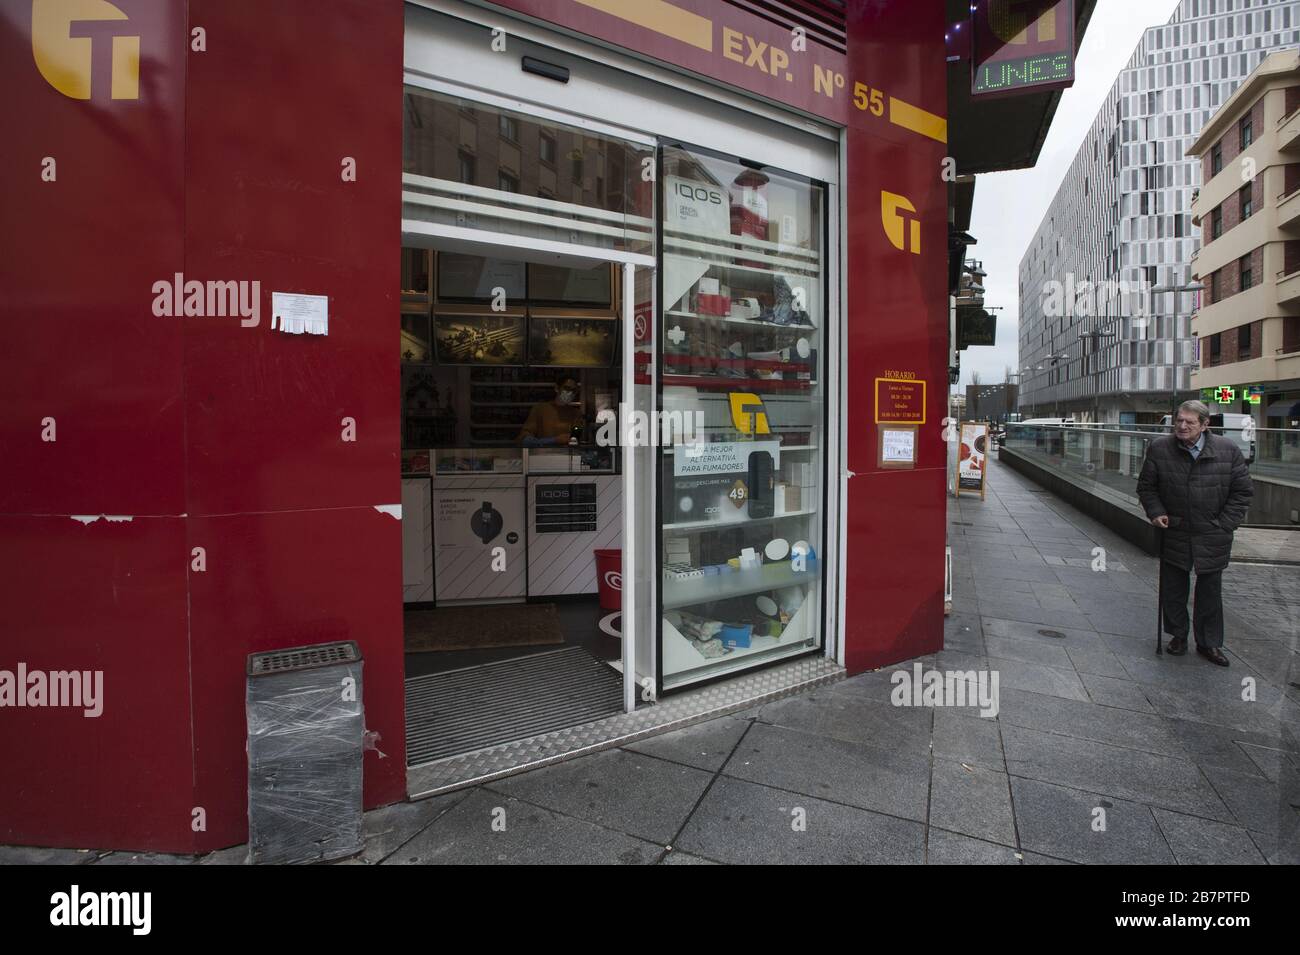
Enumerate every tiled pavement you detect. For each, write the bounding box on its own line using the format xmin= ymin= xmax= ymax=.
xmin=4 ymin=460 xmax=1297 ymax=865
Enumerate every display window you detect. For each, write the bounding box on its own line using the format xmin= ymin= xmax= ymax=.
xmin=657 ymin=143 xmax=827 ymax=690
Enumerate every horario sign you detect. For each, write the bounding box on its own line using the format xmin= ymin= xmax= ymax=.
xmin=971 ymin=0 xmax=1075 ymax=98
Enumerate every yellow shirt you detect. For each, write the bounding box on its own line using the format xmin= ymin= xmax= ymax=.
xmin=518 ymin=401 xmax=580 ymax=441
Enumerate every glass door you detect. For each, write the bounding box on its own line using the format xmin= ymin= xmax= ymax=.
xmin=658 ymin=143 xmax=827 ymax=692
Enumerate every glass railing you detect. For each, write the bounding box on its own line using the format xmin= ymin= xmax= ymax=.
xmin=1002 ymin=424 xmax=1300 ymax=511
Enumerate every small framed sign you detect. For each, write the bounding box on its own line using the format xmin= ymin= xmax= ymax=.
xmin=878 ymin=425 xmax=918 ymax=470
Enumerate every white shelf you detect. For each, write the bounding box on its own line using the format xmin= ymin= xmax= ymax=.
xmin=662 ymin=508 xmax=817 ymax=531
xmin=662 ymin=444 xmax=816 ymax=454
xmin=665 ymin=309 xmax=817 ymax=332
xmin=662 ymin=560 xmax=819 ymax=610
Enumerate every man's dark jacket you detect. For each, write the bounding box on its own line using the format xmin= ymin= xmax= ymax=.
xmin=1136 ymin=433 xmax=1253 ymax=572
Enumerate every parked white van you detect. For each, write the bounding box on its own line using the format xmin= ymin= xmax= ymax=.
xmin=1159 ymin=412 xmax=1255 ymax=462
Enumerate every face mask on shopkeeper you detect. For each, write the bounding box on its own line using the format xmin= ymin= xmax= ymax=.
xmin=557 ymin=390 xmax=576 ymax=403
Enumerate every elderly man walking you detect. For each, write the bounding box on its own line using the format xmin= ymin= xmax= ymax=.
xmin=1137 ymin=400 xmax=1254 ymax=666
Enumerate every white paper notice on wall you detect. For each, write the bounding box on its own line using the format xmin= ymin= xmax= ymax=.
xmin=271 ymin=292 xmax=329 ymax=335
xmin=881 ymin=428 xmax=916 ymax=463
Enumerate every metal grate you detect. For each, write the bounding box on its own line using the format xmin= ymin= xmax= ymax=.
xmin=405 ymin=647 xmax=623 ymax=765
xmin=248 ymin=641 xmax=360 ymax=677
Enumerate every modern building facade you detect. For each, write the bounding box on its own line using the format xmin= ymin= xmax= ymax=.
xmin=966 ymin=382 xmax=1020 ymax=423
xmin=1019 ymin=0 xmax=1300 ymax=423
xmin=1188 ymin=49 xmax=1300 ymax=426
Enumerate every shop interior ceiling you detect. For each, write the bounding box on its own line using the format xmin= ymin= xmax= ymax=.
xmin=946 ymin=0 xmax=1098 ymax=175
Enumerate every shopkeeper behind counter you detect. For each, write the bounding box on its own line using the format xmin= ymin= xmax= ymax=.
xmin=518 ymin=376 xmax=582 ymax=446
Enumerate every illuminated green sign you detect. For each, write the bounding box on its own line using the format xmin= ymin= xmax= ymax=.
xmin=972 ymin=0 xmax=1075 ymax=99
xmin=973 ymin=53 xmax=1072 ymax=95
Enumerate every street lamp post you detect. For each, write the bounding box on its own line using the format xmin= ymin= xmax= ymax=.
xmin=1151 ymin=279 xmax=1204 ymax=419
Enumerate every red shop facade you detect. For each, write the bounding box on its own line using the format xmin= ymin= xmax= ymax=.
xmin=1 ymin=0 xmax=954 ymax=854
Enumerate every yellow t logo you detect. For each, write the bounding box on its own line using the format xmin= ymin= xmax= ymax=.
xmin=33 ymin=0 xmax=140 ymax=100
xmin=989 ymin=0 xmax=1058 ymax=46
xmin=729 ymin=393 xmax=770 ymax=435
xmin=881 ymin=191 xmax=920 ymax=254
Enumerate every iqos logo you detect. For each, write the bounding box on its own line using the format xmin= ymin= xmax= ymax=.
xmin=988 ymin=0 xmax=1059 ymax=46
xmin=32 ymin=0 xmax=140 ymax=101
xmin=673 ymin=182 xmax=723 ymax=205
xmin=881 ymin=191 xmax=921 ymax=255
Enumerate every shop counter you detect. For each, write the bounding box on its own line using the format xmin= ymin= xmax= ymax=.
xmin=401 ymin=447 xmax=620 ymax=604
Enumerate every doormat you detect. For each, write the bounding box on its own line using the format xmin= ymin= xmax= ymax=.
xmin=404 ymin=603 xmax=565 ymax=653
xmin=405 ymin=646 xmax=624 ymax=764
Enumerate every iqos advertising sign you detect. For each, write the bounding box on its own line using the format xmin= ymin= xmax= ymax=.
xmin=971 ymin=0 xmax=1075 ymax=99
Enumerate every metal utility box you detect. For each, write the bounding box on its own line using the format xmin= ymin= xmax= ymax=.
xmin=246 ymin=641 xmax=364 ymax=865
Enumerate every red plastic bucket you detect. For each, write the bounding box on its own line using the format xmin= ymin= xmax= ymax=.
xmin=594 ymin=549 xmax=621 ymax=611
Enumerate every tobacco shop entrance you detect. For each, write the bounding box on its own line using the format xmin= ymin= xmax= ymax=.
xmin=398 ymin=1 xmax=842 ymax=781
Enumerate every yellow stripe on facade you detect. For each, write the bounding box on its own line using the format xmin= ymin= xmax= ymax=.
xmin=573 ymin=0 xmax=713 ymax=52
xmin=889 ymin=97 xmax=947 ymax=144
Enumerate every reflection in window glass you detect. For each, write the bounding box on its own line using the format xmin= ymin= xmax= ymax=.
xmin=403 ymin=87 xmax=653 ymax=254
xmin=658 ymin=143 xmax=825 ymax=690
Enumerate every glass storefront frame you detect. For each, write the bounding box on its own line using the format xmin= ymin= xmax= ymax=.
xmin=654 ymin=139 xmax=831 ymax=694
xmin=402 ymin=0 xmax=844 ymax=715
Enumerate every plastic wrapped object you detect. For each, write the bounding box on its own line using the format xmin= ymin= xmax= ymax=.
xmin=246 ymin=641 xmax=364 ymax=865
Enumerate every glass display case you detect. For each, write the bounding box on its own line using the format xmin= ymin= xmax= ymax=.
xmin=658 ymin=143 xmax=826 ymax=691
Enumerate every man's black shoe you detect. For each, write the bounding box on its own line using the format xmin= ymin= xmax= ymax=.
xmin=1167 ymin=635 xmax=1187 ymax=656
xmin=1197 ymin=646 xmax=1230 ymax=667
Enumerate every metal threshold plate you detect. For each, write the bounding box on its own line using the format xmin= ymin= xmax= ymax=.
xmin=406 ymin=654 xmax=844 ymax=799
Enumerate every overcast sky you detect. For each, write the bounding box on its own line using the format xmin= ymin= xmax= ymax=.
xmin=958 ymin=0 xmax=1184 ymax=390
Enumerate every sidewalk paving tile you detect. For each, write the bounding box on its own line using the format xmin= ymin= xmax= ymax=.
xmin=930 ymin=759 xmax=1017 ymax=846
xmin=985 ymin=656 xmax=1089 ymax=702
xmin=1010 ymin=777 xmax=1175 ymax=864
xmin=386 ymin=789 xmax=661 ymax=865
xmin=996 ymin=688 xmax=1186 ymax=758
xmin=984 ymin=634 xmax=1073 ymax=668
xmin=932 ymin=708 xmax=1005 ymax=770
xmin=754 ymin=690 xmax=932 ymax=755
xmin=486 ymin=748 xmax=713 ymax=845
xmin=926 ymin=829 xmax=1020 ymax=865
xmin=674 ymin=776 xmax=925 ymax=865
xmin=722 ymin=721 xmax=931 ymax=822
xmin=622 ymin=716 xmax=751 ymax=772
xmin=1151 ymin=809 xmax=1268 ymax=864
xmin=1002 ymin=724 xmax=1234 ymax=821
xmin=1078 ymin=672 xmax=1157 ymax=713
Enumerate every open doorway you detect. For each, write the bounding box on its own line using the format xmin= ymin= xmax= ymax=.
xmin=398 ymin=244 xmax=647 ymax=764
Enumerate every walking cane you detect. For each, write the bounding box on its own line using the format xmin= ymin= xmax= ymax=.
xmin=1155 ymin=525 xmax=1164 ymax=657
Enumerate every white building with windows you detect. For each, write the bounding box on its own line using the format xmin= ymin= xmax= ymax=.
xmin=1018 ymin=0 xmax=1300 ymax=423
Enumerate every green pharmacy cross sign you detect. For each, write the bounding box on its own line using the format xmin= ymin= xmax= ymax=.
xmin=1214 ymin=386 xmax=1236 ymax=404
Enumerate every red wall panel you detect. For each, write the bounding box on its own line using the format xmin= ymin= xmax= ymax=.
xmin=0 ymin=515 xmax=194 ymax=850
xmin=1 ymin=0 xmax=405 ymax=854
xmin=183 ymin=0 xmax=402 ymax=517
xmin=0 ymin=0 xmax=188 ymax=516
xmin=187 ymin=508 xmax=405 ymax=850
xmin=842 ymin=1 xmax=948 ymax=672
